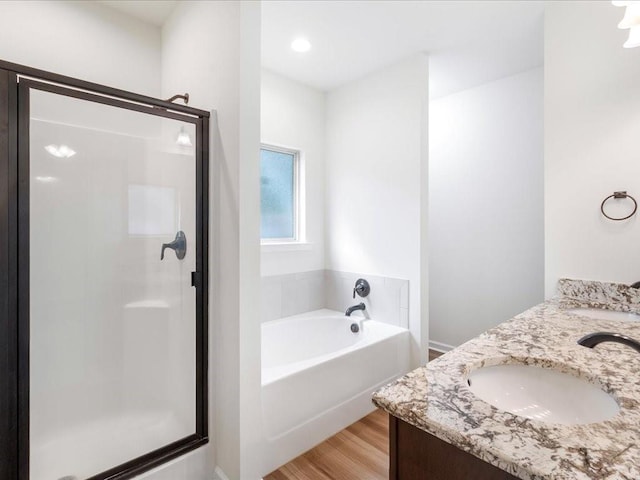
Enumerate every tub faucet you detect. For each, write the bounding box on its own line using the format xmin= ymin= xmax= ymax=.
xmin=578 ymin=332 xmax=640 ymax=354
xmin=345 ymin=302 xmax=366 ymax=317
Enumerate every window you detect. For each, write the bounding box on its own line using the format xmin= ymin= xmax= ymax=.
xmin=260 ymin=145 xmax=300 ymax=242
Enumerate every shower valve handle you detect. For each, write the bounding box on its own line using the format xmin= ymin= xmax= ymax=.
xmin=161 ymin=231 xmax=187 ymax=260
xmin=353 ymin=278 xmax=370 ymax=299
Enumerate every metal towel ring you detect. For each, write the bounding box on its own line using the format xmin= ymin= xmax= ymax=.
xmin=600 ymin=191 xmax=638 ymax=221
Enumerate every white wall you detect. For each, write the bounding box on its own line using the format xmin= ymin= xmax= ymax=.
xmin=428 ymin=68 xmax=544 ymax=349
xmin=325 ymin=55 xmax=429 ymax=366
xmin=0 ymin=1 xmax=161 ymax=96
xmin=260 ymin=69 xmax=325 ymax=276
xmin=545 ymin=1 xmax=640 ymax=298
xmin=162 ymin=3 xmax=262 ymax=480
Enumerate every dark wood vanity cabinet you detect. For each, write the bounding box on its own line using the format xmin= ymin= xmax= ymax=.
xmin=389 ymin=415 xmax=520 ymax=480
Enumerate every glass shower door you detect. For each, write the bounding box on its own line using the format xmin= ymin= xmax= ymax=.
xmin=21 ymin=79 xmax=207 ymax=480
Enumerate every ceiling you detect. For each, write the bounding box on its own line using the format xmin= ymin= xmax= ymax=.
xmin=261 ymin=1 xmax=544 ymax=96
xmin=98 ymin=0 xmax=177 ymax=26
xmin=95 ymin=0 xmax=544 ymax=97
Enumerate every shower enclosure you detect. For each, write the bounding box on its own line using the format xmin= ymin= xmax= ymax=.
xmin=0 ymin=61 xmax=209 ymax=480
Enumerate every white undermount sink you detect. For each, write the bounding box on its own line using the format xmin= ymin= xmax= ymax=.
xmin=566 ymin=307 xmax=640 ymax=322
xmin=466 ymin=364 xmax=619 ymax=425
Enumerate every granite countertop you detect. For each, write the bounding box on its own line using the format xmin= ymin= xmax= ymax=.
xmin=372 ymin=279 xmax=640 ymax=480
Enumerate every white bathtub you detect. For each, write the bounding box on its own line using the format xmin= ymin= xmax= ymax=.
xmin=261 ymin=309 xmax=410 ymax=475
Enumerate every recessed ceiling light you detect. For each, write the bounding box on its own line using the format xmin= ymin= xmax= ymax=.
xmin=291 ymin=37 xmax=311 ymax=53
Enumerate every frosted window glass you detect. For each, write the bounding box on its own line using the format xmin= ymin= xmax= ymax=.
xmin=260 ymin=148 xmax=296 ymax=239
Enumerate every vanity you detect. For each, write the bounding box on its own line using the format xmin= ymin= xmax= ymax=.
xmin=373 ymin=279 xmax=640 ymax=479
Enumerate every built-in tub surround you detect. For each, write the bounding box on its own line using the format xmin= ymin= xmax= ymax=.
xmin=373 ymin=286 xmax=640 ymax=479
xmin=260 ymin=269 xmax=409 ymax=327
xmin=261 ymin=309 xmax=409 ymax=476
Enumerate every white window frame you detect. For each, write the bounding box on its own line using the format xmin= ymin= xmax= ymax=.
xmin=260 ymin=143 xmax=303 ymax=245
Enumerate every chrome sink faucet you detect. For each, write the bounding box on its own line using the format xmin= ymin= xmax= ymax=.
xmin=578 ymin=332 xmax=640 ymax=354
xmin=345 ymin=302 xmax=366 ymax=317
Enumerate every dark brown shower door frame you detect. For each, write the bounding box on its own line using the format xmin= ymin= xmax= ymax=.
xmin=0 ymin=60 xmax=209 ymax=480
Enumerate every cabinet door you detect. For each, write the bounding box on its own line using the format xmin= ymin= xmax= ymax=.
xmin=390 ymin=416 xmax=519 ymax=480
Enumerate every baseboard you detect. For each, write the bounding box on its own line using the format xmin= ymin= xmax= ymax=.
xmin=429 ymin=340 xmax=455 ymax=353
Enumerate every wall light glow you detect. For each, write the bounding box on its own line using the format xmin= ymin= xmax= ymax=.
xmin=35 ymin=176 xmax=59 ymax=183
xmin=618 ymin=3 xmax=640 ymax=28
xmin=614 ymin=1 xmax=640 ymax=47
xmin=291 ymin=37 xmax=311 ymax=53
xmin=44 ymin=144 xmax=76 ymax=158
xmin=176 ymin=127 xmax=193 ymax=147
xmin=624 ymin=25 xmax=640 ymax=47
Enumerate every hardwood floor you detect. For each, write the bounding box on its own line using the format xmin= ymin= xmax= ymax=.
xmin=264 ymin=350 xmax=445 ymax=480
xmin=429 ymin=349 xmax=444 ymax=362
xmin=264 ymin=408 xmax=389 ymax=480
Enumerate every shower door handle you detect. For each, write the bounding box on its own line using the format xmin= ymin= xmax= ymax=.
xmin=161 ymin=231 xmax=187 ymax=260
